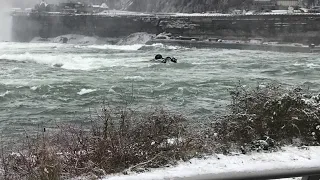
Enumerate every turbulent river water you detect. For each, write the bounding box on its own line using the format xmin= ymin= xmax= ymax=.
xmin=0 ymin=40 xmax=320 ymax=143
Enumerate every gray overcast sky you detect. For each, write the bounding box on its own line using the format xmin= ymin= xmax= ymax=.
xmin=10 ymin=0 xmax=55 ymax=8
xmin=3 ymin=0 xmax=69 ymax=8
xmin=0 ymin=0 xmax=41 ymax=8
xmin=7 ymin=0 xmax=106 ymax=8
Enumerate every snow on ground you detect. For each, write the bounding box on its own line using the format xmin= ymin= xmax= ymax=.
xmin=103 ymin=146 xmax=320 ymax=180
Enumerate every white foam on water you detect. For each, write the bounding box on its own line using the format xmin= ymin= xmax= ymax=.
xmin=10 ymin=67 xmax=21 ymax=71
xmin=51 ymin=34 xmax=103 ymax=44
xmin=0 ymin=52 xmax=145 ymax=70
xmin=147 ymin=43 xmax=182 ymax=50
xmin=31 ymin=33 xmax=153 ymax=46
xmin=0 ymin=42 xmax=143 ymax=52
xmin=306 ymin=63 xmax=319 ymax=68
xmin=30 ymin=86 xmax=38 ymax=91
xmin=108 ymin=86 xmax=117 ymax=93
xmin=77 ymin=88 xmax=97 ymax=95
xmin=0 ymin=53 xmax=93 ymax=70
xmin=0 ymin=41 xmax=181 ymax=71
xmin=0 ymin=42 xmax=65 ymax=50
xmin=0 ymin=90 xmax=10 ymax=97
xmin=293 ymin=62 xmax=319 ymax=69
xmin=293 ymin=62 xmax=303 ymax=66
xmin=124 ymin=76 xmax=145 ymax=81
xmin=155 ymin=82 xmax=165 ymax=88
xmin=86 ymin=44 xmax=143 ymax=51
xmin=177 ymin=87 xmax=184 ymax=94
xmin=31 ymin=34 xmax=114 ymax=45
xmin=117 ymin=32 xmax=155 ymax=45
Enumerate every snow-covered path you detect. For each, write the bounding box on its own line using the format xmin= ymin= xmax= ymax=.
xmin=103 ymin=146 xmax=320 ymax=180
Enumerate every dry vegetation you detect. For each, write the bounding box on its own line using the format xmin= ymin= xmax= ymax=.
xmin=210 ymin=84 xmax=320 ymax=153
xmin=1 ymin=84 xmax=320 ymax=180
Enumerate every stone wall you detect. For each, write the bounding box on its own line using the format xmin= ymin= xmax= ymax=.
xmin=11 ymin=13 xmax=160 ymax=42
xmin=11 ymin=13 xmax=320 ymax=44
xmin=158 ymin=14 xmax=320 ymax=44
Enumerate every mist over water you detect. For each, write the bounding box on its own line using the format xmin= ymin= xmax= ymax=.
xmin=0 ymin=1 xmax=12 ymax=41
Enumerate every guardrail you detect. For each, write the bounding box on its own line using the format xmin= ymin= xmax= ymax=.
xmin=173 ymin=167 xmax=320 ymax=180
xmin=10 ymin=10 xmax=320 ymax=18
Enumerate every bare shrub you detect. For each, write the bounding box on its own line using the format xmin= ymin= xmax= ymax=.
xmin=212 ymin=83 xmax=320 ymax=150
xmin=84 ymin=106 xmax=199 ymax=174
xmin=1 ymin=83 xmax=320 ymax=179
xmin=0 ymin=106 xmax=200 ymax=179
xmin=0 ymin=130 xmax=62 ymax=180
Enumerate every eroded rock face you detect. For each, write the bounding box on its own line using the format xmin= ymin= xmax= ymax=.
xmin=106 ymin=0 xmax=133 ymax=10
xmin=12 ymin=0 xmax=251 ymax=13
xmin=107 ymin=0 xmax=252 ymax=13
xmin=126 ymin=0 xmax=218 ymax=13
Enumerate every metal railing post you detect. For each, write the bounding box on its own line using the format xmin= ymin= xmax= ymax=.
xmin=302 ymin=175 xmax=320 ymax=180
xmin=174 ymin=167 xmax=320 ymax=180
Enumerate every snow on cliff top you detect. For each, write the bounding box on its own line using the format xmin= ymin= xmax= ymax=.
xmin=102 ymin=146 xmax=320 ymax=180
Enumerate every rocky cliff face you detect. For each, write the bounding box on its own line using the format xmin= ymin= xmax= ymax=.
xmin=107 ymin=0 xmax=252 ymax=13
xmin=11 ymin=0 xmax=251 ymax=13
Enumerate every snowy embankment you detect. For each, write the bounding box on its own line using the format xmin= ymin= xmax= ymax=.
xmin=102 ymin=146 xmax=320 ymax=180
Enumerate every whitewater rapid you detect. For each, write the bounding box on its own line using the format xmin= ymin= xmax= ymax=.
xmin=0 ymin=39 xmax=320 ymax=142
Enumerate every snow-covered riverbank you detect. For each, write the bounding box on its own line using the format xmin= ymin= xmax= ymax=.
xmin=102 ymin=146 xmax=320 ymax=180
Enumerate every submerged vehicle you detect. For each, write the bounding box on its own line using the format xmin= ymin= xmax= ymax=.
xmin=151 ymin=54 xmax=177 ymax=63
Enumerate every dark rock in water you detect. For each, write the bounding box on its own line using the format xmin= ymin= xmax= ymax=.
xmin=156 ymin=32 xmax=172 ymax=40
xmin=152 ymin=55 xmax=177 ymax=63
xmin=155 ymin=54 xmax=163 ymax=60
xmin=60 ymin=37 xmax=68 ymax=44
xmin=117 ymin=32 xmax=155 ymax=45
xmin=38 ymin=38 xmax=50 ymax=42
xmin=165 ymin=57 xmax=178 ymax=63
xmin=152 ymin=54 xmax=178 ymax=63
xmin=309 ymin=44 xmax=316 ymax=48
xmin=53 ymin=63 xmax=63 ymax=68
xmin=170 ymin=57 xmax=177 ymax=63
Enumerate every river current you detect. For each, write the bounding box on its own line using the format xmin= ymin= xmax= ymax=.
xmin=0 ymin=41 xmax=320 ymax=142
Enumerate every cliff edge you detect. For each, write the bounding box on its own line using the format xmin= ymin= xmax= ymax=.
xmin=107 ymin=0 xmax=251 ymax=13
